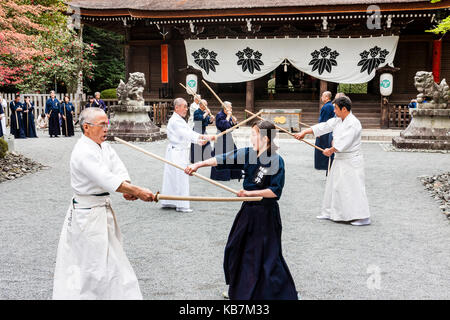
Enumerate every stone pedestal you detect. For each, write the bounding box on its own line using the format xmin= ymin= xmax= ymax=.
xmin=392 ymin=108 xmax=450 ymax=150
xmin=106 ymin=104 xmax=167 ymax=142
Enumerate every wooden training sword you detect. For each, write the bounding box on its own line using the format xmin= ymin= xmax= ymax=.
xmin=114 ymin=137 xmax=240 ymax=195
xmin=154 ymin=192 xmax=262 ymax=202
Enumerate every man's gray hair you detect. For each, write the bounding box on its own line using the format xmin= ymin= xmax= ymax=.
xmin=323 ymin=91 xmax=332 ymax=100
xmin=95 ymin=92 xmax=101 ymax=97
xmin=223 ymin=101 xmax=232 ymax=109
xmin=174 ymin=97 xmax=187 ymax=108
xmin=200 ymin=99 xmax=207 ymax=106
xmin=79 ymin=108 xmax=106 ymax=133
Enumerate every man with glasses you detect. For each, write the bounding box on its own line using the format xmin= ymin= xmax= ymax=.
xmin=53 ymin=108 xmax=155 ymax=299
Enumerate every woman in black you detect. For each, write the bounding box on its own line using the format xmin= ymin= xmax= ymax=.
xmin=186 ymin=120 xmax=297 ymax=300
xmin=23 ymin=96 xmax=37 ymax=138
xmin=60 ymin=96 xmax=75 ymax=137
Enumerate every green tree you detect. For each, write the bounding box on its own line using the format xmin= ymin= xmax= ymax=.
xmin=1 ymin=0 xmax=96 ymax=93
xmin=427 ymin=0 xmax=449 ymax=36
xmin=82 ymin=25 xmax=125 ymax=93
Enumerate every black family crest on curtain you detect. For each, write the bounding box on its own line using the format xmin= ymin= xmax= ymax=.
xmin=309 ymin=46 xmax=339 ymax=75
xmin=236 ymin=47 xmax=264 ymax=74
xmin=192 ymin=48 xmax=219 ymax=74
xmin=358 ymin=46 xmax=389 ymax=74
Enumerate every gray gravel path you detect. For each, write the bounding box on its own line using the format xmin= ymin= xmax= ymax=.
xmin=0 ymin=131 xmax=449 ymax=300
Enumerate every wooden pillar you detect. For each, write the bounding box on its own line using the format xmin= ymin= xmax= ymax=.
xmin=246 ymin=80 xmax=255 ymax=114
xmin=319 ymin=80 xmax=328 ymax=109
xmin=124 ymin=25 xmax=131 ymax=81
xmin=124 ymin=45 xmax=131 ymax=81
xmin=432 ymin=39 xmax=442 ymax=83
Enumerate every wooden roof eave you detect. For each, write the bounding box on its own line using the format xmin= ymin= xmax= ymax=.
xmin=78 ymin=1 xmax=450 ymax=19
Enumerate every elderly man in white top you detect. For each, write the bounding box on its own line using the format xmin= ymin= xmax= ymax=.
xmin=294 ymin=96 xmax=371 ymax=226
xmin=53 ymin=108 xmax=155 ymax=300
xmin=161 ymin=97 xmax=216 ymax=213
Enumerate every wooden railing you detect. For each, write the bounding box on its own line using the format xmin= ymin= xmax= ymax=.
xmin=389 ymin=104 xmax=411 ymax=129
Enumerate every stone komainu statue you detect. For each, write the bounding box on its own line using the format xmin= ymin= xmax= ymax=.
xmin=414 ymin=71 xmax=449 ymax=108
xmin=117 ymin=72 xmax=146 ymax=106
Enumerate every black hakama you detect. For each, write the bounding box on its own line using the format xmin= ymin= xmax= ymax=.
xmin=315 ymin=101 xmax=335 ymax=171
xmin=210 ymin=110 xmax=242 ymax=181
xmin=216 ymin=147 xmax=297 ymax=300
xmin=9 ymin=101 xmax=26 ymax=139
xmin=225 ymin=199 xmax=298 ymax=300
xmin=46 ymin=98 xmax=61 ymax=137
xmin=60 ymin=102 xmax=75 ymax=137
xmin=23 ymin=103 xmax=37 ymax=138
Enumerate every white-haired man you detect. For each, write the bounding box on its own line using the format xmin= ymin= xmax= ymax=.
xmin=53 ymin=108 xmax=154 ymax=299
xmin=161 ymin=97 xmax=215 ymax=212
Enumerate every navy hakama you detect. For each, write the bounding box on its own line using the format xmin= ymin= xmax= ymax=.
xmin=0 ymin=104 xmax=4 ymax=138
xmin=46 ymin=98 xmax=61 ymax=137
xmin=9 ymin=101 xmax=26 ymax=139
xmin=23 ymin=102 xmax=37 ymax=138
xmin=190 ymin=108 xmax=213 ymax=163
xmin=216 ymin=147 xmax=297 ymax=300
xmin=210 ymin=110 xmax=242 ymax=181
xmin=60 ymin=102 xmax=75 ymax=137
xmin=315 ymin=101 xmax=335 ymax=171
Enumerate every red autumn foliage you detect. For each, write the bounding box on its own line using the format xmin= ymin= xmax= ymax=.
xmin=0 ymin=0 xmax=51 ymax=86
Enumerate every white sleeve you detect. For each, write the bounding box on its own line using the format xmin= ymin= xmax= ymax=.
xmin=76 ymin=151 xmax=125 ymax=194
xmin=311 ymin=118 xmax=338 ymax=137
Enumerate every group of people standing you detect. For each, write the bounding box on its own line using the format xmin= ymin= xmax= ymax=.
xmin=0 ymin=91 xmax=107 ymax=140
xmin=52 ymin=91 xmax=371 ymax=301
xmin=4 ymin=95 xmax=38 ymax=139
xmin=188 ymin=95 xmax=242 ymax=182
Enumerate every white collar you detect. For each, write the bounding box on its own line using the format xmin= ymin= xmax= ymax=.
xmin=81 ymin=134 xmax=103 ymax=149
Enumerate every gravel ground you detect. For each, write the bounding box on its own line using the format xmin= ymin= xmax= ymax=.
xmin=0 ymin=131 xmax=449 ymax=300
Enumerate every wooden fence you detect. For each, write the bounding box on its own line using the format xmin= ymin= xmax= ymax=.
xmin=389 ymin=104 xmax=411 ymax=129
xmin=0 ymin=94 xmax=173 ymax=127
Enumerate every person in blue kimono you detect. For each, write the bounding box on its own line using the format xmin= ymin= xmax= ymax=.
xmin=315 ymin=91 xmax=335 ymax=173
xmin=210 ymin=101 xmax=242 ymax=181
xmin=23 ymin=96 xmax=37 ymax=138
xmin=185 ymin=120 xmax=298 ymax=300
xmin=94 ymin=92 xmax=108 ymax=113
xmin=60 ymin=95 xmax=75 ymax=137
xmin=9 ymin=95 xmax=26 ymax=139
xmin=85 ymin=96 xmax=95 ymax=109
xmin=408 ymin=99 xmax=417 ymax=108
xmin=45 ymin=91 xmax=61 ymax=138
xmin=190 ymin=99 xmax=214 ymax=163
xmin=0 ymin=103 xmax=4 ymax=138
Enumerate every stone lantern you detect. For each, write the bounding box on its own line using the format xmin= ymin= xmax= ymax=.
xmin=106 ymin=72 xmax=167 ymax=142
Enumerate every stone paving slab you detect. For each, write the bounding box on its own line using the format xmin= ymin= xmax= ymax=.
xmin=0 ymin=132 xmax=449 ymax=300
